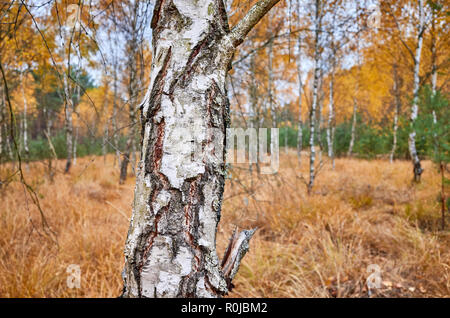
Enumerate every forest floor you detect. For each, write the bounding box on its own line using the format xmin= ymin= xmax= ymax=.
xmin=0 ymin=152 xmax=449 ymax=297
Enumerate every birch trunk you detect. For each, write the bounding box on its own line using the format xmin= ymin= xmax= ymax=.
xmin=348 ymin=1 xmax=360 ymax=158
xmin=327 ymin=72 xmax=335 ymax=169
xmin=317 ymin=81 xmax=324 ymax=164
xmin=112 ymin=63 xmax=121 ymax=168
xmin=249 ymin=53 xmax=260 ymax=174
xmin=431 ymin=17 xmax=438 ymax=155
xmin=308 ymin=0 xmax=321 ymax=194
xmin=122 ymin=0 xmax=279 ymax=298
xmin=20 ymin=72 xmax=29 ymax=156
xmin=408 ymin=0 xmax=425 ymax=182
xmin=73 ymin=125 xmax=78 ymax=166
xmin=268 ymin=35 xmax=276 ymax=131
xmin=284 ymin=126 xmax=288 ymax=153
xmin=347 ymin=100 xmax=357 ymax=157
xmin=63 ymin=71 xmax=74 ymax=173
xmin=295 ymin=36 xmax=303 ymax=165
xmin=59 ymin=21 xmax=74 ymax=173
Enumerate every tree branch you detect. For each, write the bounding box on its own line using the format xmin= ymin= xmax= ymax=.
xmin=221 ymin=228 xmax=256 ymax=290
xmin=228 ymin=0 xmax=281 ymax=48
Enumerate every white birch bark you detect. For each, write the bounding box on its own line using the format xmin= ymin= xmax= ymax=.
xmin=296 ymin=36 xmax=303 ymax=165
xmin=20 ymin=72 xmax=29 ymax=156
xmin=317 ymin=74 xmax=324 ymax=164
xmin=73 ymin=125 xmax=78 ymax=166
xmin=60 ymin=22 xmax=74 ymax=173
xmin=430 ymin=16 xmax=438 ymax=154
xmin=327 ymin=72 xmax=335 ymax=169
xmin=347 ymin=99 xmax=357 ymax=157
xmin=409 ymin=0 xmax=425 ymax=181
xmin=308 ymin=0 xmax=321 ymax=194
xmin=348 ymin=0 xmax=360 ymax=158
xmin=63 ymin=70 xmax=74 ymax=173
xmin=122 ymin=0 xmax=280 ymax=298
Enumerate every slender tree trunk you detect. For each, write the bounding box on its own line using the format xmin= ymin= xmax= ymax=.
xmin=120 ymin=2 xmax=139 ymax=184
xmin=409 ymin=0 xmax=425 ymax=182
xmin=327 ymin=71 xmax=335 ymax=169
xmin=390 ymin=64 xmax=401 ymax=163
xmin=119 ymin=137 xmax=132 ymax=185
xmin=284 ymin=126 xmax=288 ymax=153
xmin=20 ymin=72 xmax=29 ymax=157
xmin=103 ymin=122 xmax=108 ymax=163
xmin=112 ymin=64 xmax=121 ymax=168
xmin=308 ymin=0 xmax=321 ymax=194
xmin=347 ymin=99 xmax=357 ymax=157
xmin=348 ymin=1 xmax=360 ymax=159
xmin=73 ymin=125 xmax=78 ymax=166
xmin=317 ymin=81 xmax=324 ymax=164
xmin=390 ymin=103 xmax=399 ymax=164
xmin=431 ymin=18 xmax=438 ymax=155
xmin=44 ymin=119 xmax=56 ymax=182
xmin=122 ymin=0 xmax=279 ymax=298
xmin=440 ymin=162 xmax=446 ymax=230
xmin=1 ymin=85 xmax=13 ymax=162
xmin=249 ymin=53 xmax=260 ymax=175
xmin=296 ymin=37 xmax=303 ymax=165
xmin=268 ymin=34 xmax=274 ymax=126
xmin=63 ymin=71 xmax=74 ymax=173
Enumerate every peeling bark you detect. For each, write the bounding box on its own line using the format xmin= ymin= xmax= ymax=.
xmin=122 ymin=0 xmax=279 ymax=298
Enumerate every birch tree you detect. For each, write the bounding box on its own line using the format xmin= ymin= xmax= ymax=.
xmin=327 ymin=66 xmax=335 ymax=168
xmin=295 ymin=33 xmax=304 ymax=164
xmin=409 ymin=0 xmax=426 ymax=182
xmin=121 ymin=0 xmax=280 ymax=298
xmin=307 ymin=0 xmax=322 ymax=194
xmin=347 ymin=1 xmax=361 ymax=158
xmin=385 ymin=0 xmax=427 ymax=181
xmin=19 ymin=69 xmax=30 ymax=160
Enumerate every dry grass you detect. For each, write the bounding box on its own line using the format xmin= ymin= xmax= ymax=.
xmin=0 ymin=152 xmax=449 ymax=297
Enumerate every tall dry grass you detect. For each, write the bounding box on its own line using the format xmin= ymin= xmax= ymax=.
xmin=0 ymin=152 xmax=449 ymax=297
